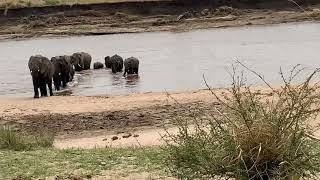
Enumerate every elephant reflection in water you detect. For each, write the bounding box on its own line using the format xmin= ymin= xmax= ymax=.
xmin=125 ymin=74 xmax=140 ymax=86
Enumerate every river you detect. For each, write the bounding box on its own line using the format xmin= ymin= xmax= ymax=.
xmin=0 ymin=22 xmax=320 ymax=97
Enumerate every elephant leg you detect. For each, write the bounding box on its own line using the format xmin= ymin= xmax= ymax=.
xmin=58 ymin=75 xmax=63 ymax=89
xmin=40 ymin=85 xmax=46 ymax=97
xmin=32 ymin=77 xmax=39 ymax=98
xmin=55 ymin=82 xmax=60 ymax=91
xmin=65 ymin=73 xmax=70 ymax=83
xmin=40 ymin=78 xmax=47 ymax=97
xmin=41 ymin=85 xmax=48 ymax=96
xmin=48 ymin=79 xmax=53 ymax=96
xmin=40 ymin=86 xmax=44 ymax=96
xmin=70 ymin=73 xmax=74 ymax=81
xmin=123 ymin=69 xmax=127 ymax=76
xmin=127 ymin=67 xmax=133 ymax=74
xmin=134 ymin=68 xmax=139 ymax=74
xmin=39 ymin=80 xmax=45 ymax=96
xmin=119 ymin=64 xmax=123 ymax=72
xmin=54 ymin=78 xmax=60 ymax=91
xmin=61 ymin=74 xmax=67 ymax=88
xmin=43 ymin=85 xmax=48 ymax=96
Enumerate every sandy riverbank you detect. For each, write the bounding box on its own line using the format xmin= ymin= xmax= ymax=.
xmin=0 ymin=90 xmax=220 ymax=148
xmin=1 ymin=88 xmax=319 ymax=149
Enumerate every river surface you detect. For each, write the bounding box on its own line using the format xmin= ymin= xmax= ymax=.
xmin=1 ymin=22 xmax=320 ymax=97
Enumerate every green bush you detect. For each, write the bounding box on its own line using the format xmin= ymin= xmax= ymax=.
xmin=164 ymin=63 xmax=320 ymax=179
xmin=0 ymin=126 xmax=54 ymax=151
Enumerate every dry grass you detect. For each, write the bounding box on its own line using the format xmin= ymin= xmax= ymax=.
xmin=164 ymin=63 xmax=320 ymax=179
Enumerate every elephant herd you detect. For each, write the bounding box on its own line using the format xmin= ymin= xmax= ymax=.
xmin=28 ymin=52 xmax=140 ymax=98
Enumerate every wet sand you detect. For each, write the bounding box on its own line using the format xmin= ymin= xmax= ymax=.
xmin=0 ymin=90 xmax=219 ymax=138
xmin=0 ymin=90 xmax=219 ymax=148
xmin=0 ymin=90 xmax=215 ymax=116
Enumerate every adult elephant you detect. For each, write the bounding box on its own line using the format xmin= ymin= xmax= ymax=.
xmin=105 ymin=56 xmax=112 ymax=68
xmin=28 ymin=55 xmax=54 ymax=98
xmin=70 ymin=52 xmax=92 ymax=71
xmin=123 ymin=57 xmax=139 ymax=76
xmin=110 ymin=54 xmax=123 ymax=73
xmin=62 ymin=55 xmax=75 ymax=82
xmin=51 ymin=55 xmax=74 ymax=90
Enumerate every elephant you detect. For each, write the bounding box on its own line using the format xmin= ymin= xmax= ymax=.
xmin=123 ymin=57 xmax=139 ymax=76
xmin=110 ymin=54 xmax=123 ymax=73
xmin=51 ymin=55 xmax=74 ymax=91
xmin=70 ymin=52 xmax=92 ymax=71
xmin=64 ymin=55 xmax=75 ymax=82
xmin=28 ymin=55 xmax=54 ymax=98
xmin=51 ymin=56 xmax=63 ymax=90
xmin=105 ymin=56 xmax=112 ymax=68
xmin=93 ymin=62 xmax=104 ymax=69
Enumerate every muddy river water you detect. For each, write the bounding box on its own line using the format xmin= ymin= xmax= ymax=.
xmin=1 ymin=22 xmax=320 ymax=97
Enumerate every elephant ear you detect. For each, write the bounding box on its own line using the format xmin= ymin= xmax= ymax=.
xmin=80 ymin=54 xmax=85 ymax=67
xmin=64 ymin=56 xmax=71 ymax=64
xmin=40 ymin=57 xmax=49 ymax=74
xmin=70 ymin=56 xmax=76 ymax=65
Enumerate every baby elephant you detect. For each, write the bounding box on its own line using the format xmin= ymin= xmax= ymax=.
xmin=123 ymin=57 xmax=139 ymax=76
xmin=94 ymin=62 xmax=104 ymax=69
xmin=105 ymin=56 xmax=112 ymax=69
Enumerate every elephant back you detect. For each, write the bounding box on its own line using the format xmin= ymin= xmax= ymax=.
xmin=93 ymin=62 xmax=104 ymax=69
xmin=81 ymin=52 xmax=92 ymax=60
xmin=111 ymin=54 xmax=124 ymax=67
xmin=111 ymin=54 xmax=123 ymax=63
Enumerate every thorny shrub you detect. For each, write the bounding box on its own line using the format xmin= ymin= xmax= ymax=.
xmin=164 ymin=63 xmax=320 ymax=179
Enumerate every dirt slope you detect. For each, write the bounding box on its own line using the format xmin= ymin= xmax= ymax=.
xmin=0 ymin=0 xmax=320 ymax=41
